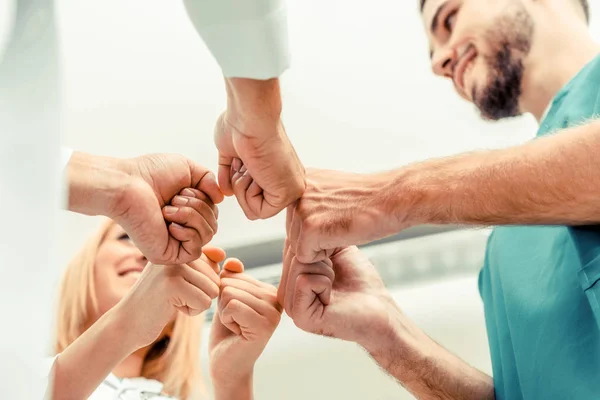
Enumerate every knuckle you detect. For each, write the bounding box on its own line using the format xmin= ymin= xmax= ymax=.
xmin=220 ymin=286 xmax=234 ymax=303
xmin=195 ymin=191 xmax=209 ymax=201
xmin=188 ymin=246 xmax=202 ymax=260
xmin=188 ymin=308 xmax=203 ymax=317
xmin=202 ymin=230 xmax=215 ymax=244
xmin=207 ymin=282 xmax=220 ymax=299
xmin=200 ymin=296 xmax=212 ymax=310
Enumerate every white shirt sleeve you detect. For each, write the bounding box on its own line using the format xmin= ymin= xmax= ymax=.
xmin=182 ymin=0 xmax=290 ymax=80
xmin=61 ymin=147 xmax=73 ymax=171
xmin=41 ymin=356 xmax=58 ymax=399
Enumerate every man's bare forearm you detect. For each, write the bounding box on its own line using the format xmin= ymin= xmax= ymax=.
xmin=362 ymin=312 xmax=495 ymax=400
xmin=379 ymin=119 xmax=600 ymax=228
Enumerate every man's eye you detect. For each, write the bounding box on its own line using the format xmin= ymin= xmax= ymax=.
xmin=445 ymin=10 xmax=457 ymax=31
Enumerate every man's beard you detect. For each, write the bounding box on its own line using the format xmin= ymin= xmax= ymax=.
xmin=474 ymin=9 xmax=534 ymax=121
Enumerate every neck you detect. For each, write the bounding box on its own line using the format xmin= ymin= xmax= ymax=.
xmin=520 ymin=19 xmax=599 ymax=122
xmin=112 ymin=347 xmax=149 ymax=378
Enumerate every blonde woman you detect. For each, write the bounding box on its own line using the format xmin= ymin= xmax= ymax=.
xmin=48 ymin=219 xmax=281 ymax=399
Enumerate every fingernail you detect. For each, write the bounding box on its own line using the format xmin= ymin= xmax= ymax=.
xmin=171 ymin=222 xmax=184 ymax=230
xmin=164 ymin=206 xmax=178 ymax=215
xmin=182 ymin=188 xmax=195 ymax=197
xmin=239 ymin=165 xmax=247 ymax=174
xmin=171 ymin=196 xmax=188 ymax=206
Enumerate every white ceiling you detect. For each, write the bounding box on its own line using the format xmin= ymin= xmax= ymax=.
xmin=6 ymin=0 xmax=593 ymax=267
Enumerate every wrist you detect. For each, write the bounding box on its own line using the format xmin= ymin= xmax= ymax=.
xmin=99 ymin=305 xmax=141 ymax=355
xmin=358 ymin=301 xmax=427 ymax=359
xmin=362 ymin=169 xmax=420 ymax=237
xmin=106 ymin=302 xmax=146 ymax=353
xmin=360 ymin=305 xmax=437 ymax=389
xmin=67 ymin=151 xmax=135 ymax=218
xmin=225 ymin=77 xmax=282 ymax=130
xmin=212 ymin=371 xmax=253 ymax=400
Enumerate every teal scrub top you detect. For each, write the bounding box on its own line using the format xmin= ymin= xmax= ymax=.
xmin=479 ymin=53 xmax=600 ymax=400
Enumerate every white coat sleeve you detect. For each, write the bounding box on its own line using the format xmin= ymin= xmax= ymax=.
xmin=182 ymin=0 xmax=290 ymax=80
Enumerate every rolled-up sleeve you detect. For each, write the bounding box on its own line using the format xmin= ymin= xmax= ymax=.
xmin=182 ymin=0 xmax=290 ymax=79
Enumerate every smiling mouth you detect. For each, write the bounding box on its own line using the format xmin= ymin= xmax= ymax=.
xmin=453 ymin=45 xmax=477 ymax=97
xmin=118 ymin=268 xmax=144 ymax=278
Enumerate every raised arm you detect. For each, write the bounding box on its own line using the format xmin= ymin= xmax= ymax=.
xmin=50 ymin=254 xmax=221 ymax=399
xmin=288 ymin=119 xmax=600 ymax=263
xmin=183 ymin=0 xmax=305 ymax=220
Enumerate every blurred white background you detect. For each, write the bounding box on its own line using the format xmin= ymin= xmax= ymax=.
xmin=1 ymin=0 xmax=598 ymax=398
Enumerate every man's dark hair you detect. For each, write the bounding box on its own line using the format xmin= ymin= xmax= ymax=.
xmin=420 ymin=0 xmax=590 ymax=23
xmin=578 ymin=0 xmax=590 ymax=23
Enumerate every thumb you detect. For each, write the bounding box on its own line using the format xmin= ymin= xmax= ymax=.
xmin=186 ymin=159 xmax=224 ymax=204
xmin=210 ymin=310 xmax=234 ymax=347
xmin=292 ymin=273 xmax=332 ymax=331
xmin=218 ymin=155 xmax=235 ymax=197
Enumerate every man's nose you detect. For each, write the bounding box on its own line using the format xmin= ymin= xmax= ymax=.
xmin=431 ymin=45 xmax=456 ymax=78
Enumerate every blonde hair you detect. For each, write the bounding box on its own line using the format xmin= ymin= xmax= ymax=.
xmin=53 ymin=219 xmax=205 ymax=399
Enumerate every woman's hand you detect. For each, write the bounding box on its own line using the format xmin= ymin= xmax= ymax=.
xmin=115 ymin=246 xmax=226 ymax=350
xmin=209 ymin=259 xmax=282 ymax=399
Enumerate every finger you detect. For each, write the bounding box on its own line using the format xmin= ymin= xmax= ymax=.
xmin=220 ymin=298 xmax=266 ymax=336
xmin=201 ymin=246 xmax=227 ymax=274
xmin=232 ymin=168 xmax=259 ymax=220
xmin=197 ymin=253 xmax=221 ymax=276
xmin=277 ymin=239 xmax=294 ymax=307
xmin=173 ymin=269 xmax=216 ymax=313
xmin=174 ymin=305 xmax=201 ymax=317
xmin=222 ymin=258 xmax=244 ymax=273
xmin=292 ymin=273 xmax=332 ymax=327
xmin=179 ymin=263 xmax=220 ymax=299
xmin=245 ymin=179 xmax=266 ymax=217
xmin=167 ymin=223 xmax=202 ymax=261
xmin=284 ymin=257 xmax=334 ymax=316
xmin=218 ymin=160 xmax=234 ymax=197
xmin=187 ymin=256 xmax=221 ymax=287
xmin=228 ymin=158 xmax=243 ymax=193
xmin=219 ymin=286 xmax=277 ymax=318
xmin=296 ymin=222 xmax=329 ymax=264
xmin=286 ymin=204 xmax=296 ymax=237
xmin=203 ymin=246 xmax=226 ymax=264
xmin=220 ymin=277 xmax=279 ymax=306
xmin=179 ymin=188 xmax=219 ymax=220
xmin=170 ymin=195 xmax=218 ymax=234
xmin=192 ymin=168 xmax=223 ymax=205
xmin=289 ymin=206 xmax=302 ymax=255
xmin=231 ymin=157 xmax=242 ymax=177
xmin=163 ymin=205 xmax=215 ymax=247
xmin=221 ymin=269 xmax=275 ymax=291
xmin=185 ymin=159 xmax=223 ymax=205
xmin=199 ymin=251 xmax=222 ymax=275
